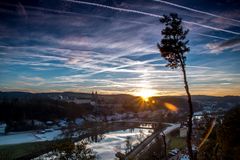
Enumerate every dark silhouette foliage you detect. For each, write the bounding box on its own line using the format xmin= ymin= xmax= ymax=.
xmin=198 ymin=106 xmax=240 ymax=160
xmin=157 ymin=13 xmax=189 ymax=69
xmin=217 ymin=106 xmax=240 ymax=160
xmin=158 ymin=13 xmax=194 ymax=159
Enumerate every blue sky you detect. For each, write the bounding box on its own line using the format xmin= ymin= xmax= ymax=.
xmin=0 ymin=0 xmax=240 ymax=96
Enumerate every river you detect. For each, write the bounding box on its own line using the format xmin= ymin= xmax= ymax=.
xmin=35 ymin=127 xmax=154 ymax=160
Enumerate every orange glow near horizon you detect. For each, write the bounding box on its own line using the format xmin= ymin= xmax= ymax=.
xmin=143 ymin=97 xmax=149 ymax=102
xmin=164 ymin=102 xmax=178 ymax=112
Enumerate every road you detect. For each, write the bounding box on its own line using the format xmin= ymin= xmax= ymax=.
xmin=126 ymin=123 xmax=181 ymax=160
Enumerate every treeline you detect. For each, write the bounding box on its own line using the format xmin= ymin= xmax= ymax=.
xmin=0 ymin=93 xmax=201 ymax=122
xmin=122 ymin=96 xmax=200 ymax=113
xmin=0 ymin=97 xmax=93 ymax=122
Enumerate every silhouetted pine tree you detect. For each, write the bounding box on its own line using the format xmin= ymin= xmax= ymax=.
xmin=158 ymin=13 xmax=194 ymax=159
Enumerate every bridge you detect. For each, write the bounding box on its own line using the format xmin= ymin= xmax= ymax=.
xmin=112 ymin=120 xmax=160 ymax=124
xmin=111 ymin=120 xmax=162 ymax=129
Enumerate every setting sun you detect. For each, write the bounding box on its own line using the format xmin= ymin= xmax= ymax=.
xmin=136 ymin=89 xmax=156 ymax=102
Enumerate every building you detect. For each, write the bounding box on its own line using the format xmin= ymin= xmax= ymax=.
xmin=179 ymin=126 xmax=188 ymax=137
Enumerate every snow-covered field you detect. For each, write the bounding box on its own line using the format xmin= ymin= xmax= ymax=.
xmin=34 ymin=128 xmax=153 ymax=160
xmin=0 ymin=130 xmax=62 ymax=145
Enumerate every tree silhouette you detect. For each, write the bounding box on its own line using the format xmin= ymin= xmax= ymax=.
xmin=161 ymin=131 xmax=167 ymax=160
xmin=157 ymin=13 xmax=194 ymax=159
xmin=125 ymin=136 xmax=133 ymax=154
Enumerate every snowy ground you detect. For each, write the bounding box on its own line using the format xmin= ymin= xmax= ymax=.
xmin=0 ymin=130 xmax=62 ymax=145
xmin=34 ymin=128 xmax=153 ymax=160
xmin=81 ymin=128 xmax=153 ymax=160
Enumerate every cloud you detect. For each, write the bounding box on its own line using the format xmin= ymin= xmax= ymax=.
xmin=20 ymin=76 xmax=45 ymax=82
xmin=206 ymin=37 xmax=240 ymax=53
xmin=154 ymin=0 xmax=240 ymax=23
xmin=0 ymin=0 xmax=240 ymax=96
xmin=62 ymin=0 xmax=240 ymax=35
xmin=17 ymin=2 xmax=28 ymax=18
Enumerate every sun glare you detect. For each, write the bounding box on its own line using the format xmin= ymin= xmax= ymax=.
xmin=137 ymin=89 xmax=156 ymax=102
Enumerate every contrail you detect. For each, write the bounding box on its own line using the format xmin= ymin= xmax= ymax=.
xmin=0 ymin=2 xmax=233 ymax=39
xmin=0 ymin=2 xmax=152 ymax=26
xmin=0 ymin=2 xmax=232 ymax=40
xmin=63 ymin=0 xmax=162 ymax=18
xmin=154 ymin=0 xmax=240 ymax=24
xmin=183 ymin=21 xmax=239 ymax=35
xmin=62 ymin=0 xmax=240 ymax=35
xmin=191 ymin=33 xmax=229 ymax=40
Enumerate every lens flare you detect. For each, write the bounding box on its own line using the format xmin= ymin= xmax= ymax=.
xmin=198 ymin=118 xmax=216 ymax=149
xmin=164 ymin=102 xmax=178 ymax=112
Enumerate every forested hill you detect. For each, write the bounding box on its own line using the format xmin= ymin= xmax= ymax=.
xmin=0 ymin=91 xmax=239 ymax=122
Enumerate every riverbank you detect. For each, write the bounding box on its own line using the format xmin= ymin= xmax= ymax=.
xmin=0 ymin=141 xmax=54 ymax=159
xmin=0 ymin=122 xmax=158 ymax=159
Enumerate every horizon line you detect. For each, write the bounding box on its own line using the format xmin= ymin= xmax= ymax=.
xmin=0 ymin=90 xmax=239 ymax=97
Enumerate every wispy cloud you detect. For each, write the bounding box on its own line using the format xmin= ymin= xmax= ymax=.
xmin=206 ymin=37 xmax=240 ymax=53
xmin=20 ymin=76 xmax=45 ymax=82
xmin=0 ymin=0 xmax=239 ymax=96
xmin=62 ymin=0 xmax=240 ymax=35
xmin=153 ymin=0 xmax=240 ymax=24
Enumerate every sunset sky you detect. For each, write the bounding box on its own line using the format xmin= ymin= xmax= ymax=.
xmin=0 ymin=0 xmax=240 ymax=96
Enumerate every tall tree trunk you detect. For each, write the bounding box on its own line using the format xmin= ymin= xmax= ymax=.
xmin=180 ymin=59 xmax=194 ymax=160
xmin=161 ymin=131 xmax=167 ymax=160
